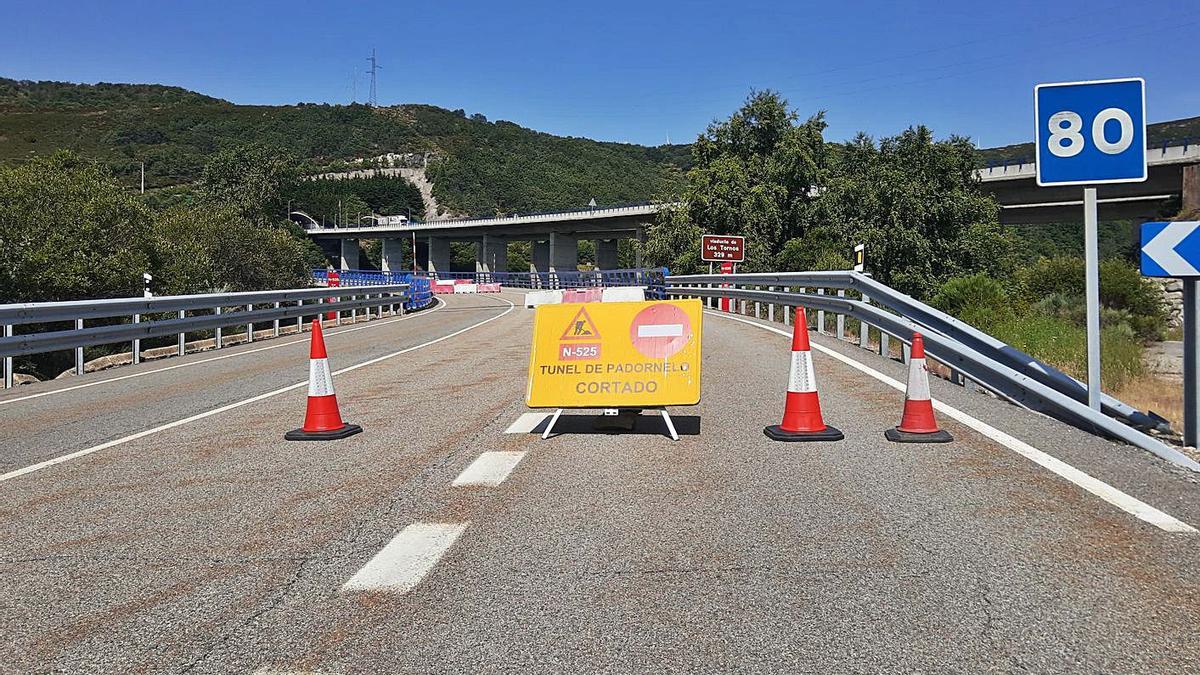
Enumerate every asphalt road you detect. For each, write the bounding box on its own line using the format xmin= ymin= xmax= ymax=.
xmin=2 ymin=292 xmax=1199 ymax=673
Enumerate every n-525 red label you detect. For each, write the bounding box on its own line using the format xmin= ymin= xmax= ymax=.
xmin=560 ymin=343 xmax=600 ymax=360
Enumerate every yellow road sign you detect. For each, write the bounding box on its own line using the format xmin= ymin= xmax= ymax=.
xmin=526 ymin=299 xmax=703 ymax=409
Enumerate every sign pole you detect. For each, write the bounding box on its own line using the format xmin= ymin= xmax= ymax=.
xmin=1185 ymin=279 xmax=1199 ymax=447
xmin=1083 ymin=187 xmax=1102 ymax=411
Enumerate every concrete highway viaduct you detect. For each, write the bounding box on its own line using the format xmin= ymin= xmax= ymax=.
xmin=307 ymin=203 xmax=657 ymax=274
xmin=307 ymin=142 xmax=1199 ymax=272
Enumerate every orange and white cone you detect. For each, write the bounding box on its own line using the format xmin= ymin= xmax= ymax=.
xmin=884 ymin=333 xmax=952 ymax=443
xmin=764 ymin=307 xmax=844 ymax=442
xmin=285 ymin=319 xmax=363 ymax=441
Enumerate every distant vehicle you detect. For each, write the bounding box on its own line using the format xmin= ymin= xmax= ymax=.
xmin=360 ymin=213 xmax=409 ymax=226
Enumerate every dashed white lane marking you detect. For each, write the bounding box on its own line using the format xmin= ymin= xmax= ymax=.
xmin=713 ymin=311 xmax=1198 ymax=534
xmin=0 ymin=298 xmax=514 ymax=483
xmin=505 ymin=412 xmax=552 ymax=434
xmin=0 ymin=298 xmax=446 ymax=407
xmin=452 ymin=451 xmax=527 ymax=487
xmin=341 ymin=522 xmax=469 ymax=594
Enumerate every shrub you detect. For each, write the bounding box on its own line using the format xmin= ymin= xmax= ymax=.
xmin=930 ymin=274 xmax=1012 ymax=329
xmin=1018 ymin=256 xmax=1166 ymax=341
xmin=989 ymin=314 xmax=1143 ymax=391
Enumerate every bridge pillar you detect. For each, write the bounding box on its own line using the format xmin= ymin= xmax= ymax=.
xmin=595 ymin=238 xmax=619 ymax=271
xmin=414 ymin=240 xmax=429 ymax=272
xmin=428 ymin=236 xmax=451 ymax=274
xmin=340 ymin=238 xmax=360 ymax=270
xmin=549 ymin=232 xmax=578 ymax=273
xmin=532 ymin=239 xmax=550 ymax=274
xmin=477 ymin=235 xmax=507 ymax=274
xmin=634 ymin=228 xmax=645 ymax=268
xmin=381 ymin=238 xmax=405 ymax=272
xmin=1185 ymin=164 xmax=1199 ymax=213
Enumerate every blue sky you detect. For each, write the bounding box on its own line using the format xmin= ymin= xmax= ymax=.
xmin=2 ymin=0 xmax=1196 ymax=148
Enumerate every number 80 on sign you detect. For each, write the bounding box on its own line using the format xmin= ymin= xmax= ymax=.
xmin=1034 ymin=78 xmax=1146 ymax=187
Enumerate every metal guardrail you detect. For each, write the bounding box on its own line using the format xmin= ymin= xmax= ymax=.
xmin=1 ymin=284 xmax=431 ymax=388
xmin=666 ymin=272 xmax=1200 ymax=472
xmin=315 ymin=267 xmax=669 ymax=295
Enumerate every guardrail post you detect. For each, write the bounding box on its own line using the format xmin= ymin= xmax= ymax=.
xmin=4 ymin=324 xmax=13 ymax=388
xmin=816 ymin=289 xmax=825 ymax=334
xmin=273 ymin=302 xmax=281 ymax=337
xmin=246 ymin=304 xmax=254 ymax=343
xmin=178 ymin=310 xmax=186 ymax=356
xmin=767 ymin=287 xmax=775 ymax=322
xmin=902 ymin=341 xmax=911 ymax=364
xmin=215 ymin=307 xmax=223 ymax=349
xmin=754 ymin=289 xmax=761 ymax=319
xmin=859 ymin=292 xmax=870 ymax=350
xmin=132 ymin=313 xmax=141 ymax=365
xmin=880 ymin=332 xmax=889 ymax=359
xmin=75 ymin=318 xmax=85 ymax=375
xmin=836 ymin=289 xmax=846 ymax=340
xmin=297 ymin=300 xmax=304 ymax=333
xmin=351 ymin=295 xmax=358 ymax=324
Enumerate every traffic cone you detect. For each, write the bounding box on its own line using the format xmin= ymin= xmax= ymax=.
xmin=764 ymin=307 xmax=844 ymax=442
xmin=884 ymin=333 xmax=953 ymax=443
xmin=285 ymin=319 xmax=363 ymax=441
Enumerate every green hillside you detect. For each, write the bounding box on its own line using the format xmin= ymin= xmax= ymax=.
xmin=0 ymin=77 xmax=687 ymax=216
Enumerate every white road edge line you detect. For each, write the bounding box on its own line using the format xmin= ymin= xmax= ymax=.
xmin=452 ymin=451 xmax=528 ymax=487
xmin=711 ymin=311 xmax=1198 ymax=534
xmin=0 ymin=298 xmax=447 ymax=407
xmin=341 ymin=522 xmax=470 ymax=594
xmin=505 ymin=412 xmax=551 ymax=434
xmin=0 ymin=298 xmax=514 ymax=483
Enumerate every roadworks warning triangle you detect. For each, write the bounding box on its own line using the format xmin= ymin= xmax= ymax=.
xmin=560 ymin=306 xmax=601 ymax=341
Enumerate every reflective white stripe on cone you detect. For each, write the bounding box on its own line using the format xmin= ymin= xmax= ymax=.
xmin=885 ymin=332 xmax=952 ymax=443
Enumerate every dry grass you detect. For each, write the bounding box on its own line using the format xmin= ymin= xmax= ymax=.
xmin=1115 ymin=373 xmax=1185 ymax=431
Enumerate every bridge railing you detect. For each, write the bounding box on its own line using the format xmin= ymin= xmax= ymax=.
xmin=317 ymin=267 xmax=668 ymax=295
xmin=665 ymin=271 xmax=1199 ymax=472
xmin=0 ymin=283 xmax=434 ymax=388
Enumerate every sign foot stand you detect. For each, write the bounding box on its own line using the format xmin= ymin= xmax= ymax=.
xmin=541 ymin=409 xmax=564 ymax=439
xmin=540 ymin=407 xmax=680 ymax=441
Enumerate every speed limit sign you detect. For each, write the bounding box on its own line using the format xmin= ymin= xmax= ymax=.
xmin=1034 ymin=77 xmax=1146 ymax=186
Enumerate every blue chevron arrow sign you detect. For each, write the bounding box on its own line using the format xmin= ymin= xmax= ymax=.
xmin=1141 ymin=222 xmax=1200 ymax=277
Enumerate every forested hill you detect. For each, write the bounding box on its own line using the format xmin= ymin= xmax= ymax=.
xmin=0 ymin=77 xmax=690 ymax=216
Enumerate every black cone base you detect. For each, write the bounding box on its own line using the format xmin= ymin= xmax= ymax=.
xmin=763 ymin=424 xmax=844 ymax=442
xmin=884 ymin=427 xmax=953 ymax=443
xmin=285 ymin=423 xmax=363 ymax=441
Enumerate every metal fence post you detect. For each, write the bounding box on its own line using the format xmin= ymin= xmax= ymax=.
xmin=816 ymin=289 xmax=825 ymax=334
xmin=178 ymin=310 xmax=186 ymax=356
xmin=4 ymin=324 xmax=12 ymax=388
xmin=859 ymin=292 xmax=870 ymax=350
xmin=246 ymin=304 xmax=254 ymax=343
xmin=132 ymin=313 xmax=141 ymax=365
xmin=273 ymin=302 xmax=281 ymax=337
xmin=75 ymin=318 xmax=85 ymax=375
xmin=215 ymin=307 xmax=223 ymax=349
xmin=836 ymin=289 xmax=846 ymax=340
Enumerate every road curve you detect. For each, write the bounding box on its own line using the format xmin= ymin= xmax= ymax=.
xmin=2 ymin=295 xmax=1199 ymax=673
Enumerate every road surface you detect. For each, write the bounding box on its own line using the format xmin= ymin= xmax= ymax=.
xmin=2 ymin=291 xmax=1199 ymax=673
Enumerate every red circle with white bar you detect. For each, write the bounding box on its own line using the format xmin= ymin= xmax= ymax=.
xmin=630 ymin=304 xmax=692 ymax=359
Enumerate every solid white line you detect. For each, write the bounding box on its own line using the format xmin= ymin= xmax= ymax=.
xmin=452 ymin=451 xmax=527 ymax=487
xmin=0 ymin=298 xmax=515 ymax=483
xmin=341 ymin=522 xmax=469 ymax=594
xmin=0 ymin=298 xmax=446 ymax=407
xmin=711 ymin=311 xmax=1197 ymax=534
xmin=504 ymin=412 xmax=551 ymax=434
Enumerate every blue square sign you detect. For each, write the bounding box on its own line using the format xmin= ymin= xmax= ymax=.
xmin=1035 ymin=78 xmax=1146 ymax=186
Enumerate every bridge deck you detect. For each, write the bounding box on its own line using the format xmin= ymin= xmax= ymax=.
xmin=2 ymin=292 xmax=1199 ymax=672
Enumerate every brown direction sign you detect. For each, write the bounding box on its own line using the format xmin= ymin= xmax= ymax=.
xmin=701 ymin=234 xmax=745 ymax=262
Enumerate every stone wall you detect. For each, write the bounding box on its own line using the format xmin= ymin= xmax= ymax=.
xmin=1155 ymin=278 xmax=1185 ymax=327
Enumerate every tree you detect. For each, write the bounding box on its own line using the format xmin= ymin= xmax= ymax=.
xmin=0 ymin=151 xmax=154 ymax=303
xmin=197 ymin=143 xmax=296 ymax=222
xmin=648 ymin=91 xmax=828 ymax=273
xmin=810 ymin=127 xmax=1012 ymax=298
